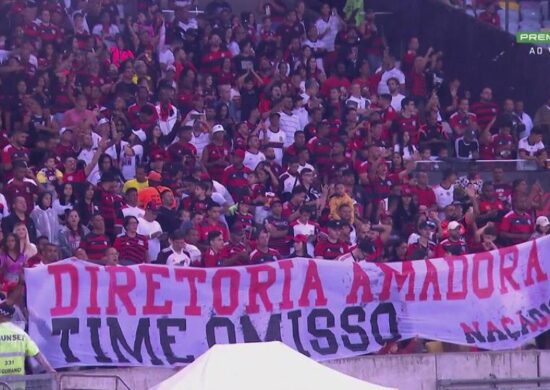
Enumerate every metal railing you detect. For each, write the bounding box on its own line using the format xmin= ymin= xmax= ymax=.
xmin=57 ymin=373 xmax=132 ymax=390
xmin=0 ymin=374 xmax=54 ymax=390
xmin=438 ymin=376 xmax=550 ymax=389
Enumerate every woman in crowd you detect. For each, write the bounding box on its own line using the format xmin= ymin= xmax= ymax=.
xmin=0 ymin=233 xmax=26 ymax=289
xmin=13 ymin=223 xmax=37 ymax=258
xmin=58 ymin=209 xmax=90 ymax=259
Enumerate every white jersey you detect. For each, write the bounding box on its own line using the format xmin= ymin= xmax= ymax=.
xmin=243 ymin=150 xmax=266 ymax=170
xmin=315 ymin=16 xmax=342 ymax=52
xmin=137 ymin=217 xmax=162 ymax=262
xmin=264 ymin=129 xmax=286 ymax=164
xmin=279 ymin=111 xmax=301 ymax=148
xmin=122 ymin=205 xmax=145 ymax=219
xmin=433 ymin=184 xmax=455 ymax=215
xmin=518 ymin=136 xmax=545 ymax=157
xmin=191 ymin=131 xmax=210 ymax=157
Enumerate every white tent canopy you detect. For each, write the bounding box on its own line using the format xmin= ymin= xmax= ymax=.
xmin=151 ymin=341 xmax=396 ymax=390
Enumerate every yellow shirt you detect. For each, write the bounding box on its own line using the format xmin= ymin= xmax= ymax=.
xmin=0 ymin=322 xmax=39 ymax=376
xmin=123 ymin=179 xmax=149 ymax=193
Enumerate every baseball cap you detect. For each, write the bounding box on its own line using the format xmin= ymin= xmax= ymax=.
xmin=448 ymin=220 xmax=461 ymax=230
xmin=536 ymin=216 xmax=550 ymax=227
xmin=132 ymin=129 xmax=147 ymax=142
xmin=148 ymin=171 xmax=162 ymax=182
xmin=327 ymin=220 xmax=343 ymax=229
xmin=402 ymin=187 xmax=413 ymax=196
xmin=98 ymin=117 xmax=109 ymax=126
xmin=212 ymin=124 xmax=225 ymax=134
xmin=419 ymin=220 xmax=437 ymax=230
xmin=294 ymin=234 xmax=308 ymax=243
xmin=59 ymin=127 xmax=73 ymax=136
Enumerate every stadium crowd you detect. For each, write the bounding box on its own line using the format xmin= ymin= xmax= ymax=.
xmin=0 ymin=0 xmax=548 ymax=356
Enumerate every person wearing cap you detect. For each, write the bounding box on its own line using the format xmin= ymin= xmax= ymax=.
xmin=314 ymin=220 xmax=349 ymax=260
xmin=137 ymin=202 xmax=163 ymax=262
xmin=249 ymin=229 xmax=282 ymax=264
xmin=406 ymin=221 xmax=436 ymax=260
xmin=531 ymin=216 xmax=550 ymax=240
xmin=0 ymin=298 xmax=56 ymax=377
xmin=137 ymin=171 xmax=174 ymax=209
xmin=202 ymin=124 xmax=230 ymax=182
xmin=221 ymin=148 xmax=252 ymax=203
xmin=435 ymin=220 xmax=467 ymax=257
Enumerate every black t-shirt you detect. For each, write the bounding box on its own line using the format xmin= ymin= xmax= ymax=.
xmin=240 ymin=87 xmax=260 ymax=121
xmin=455 ymin=138 xmax=479 ymax=159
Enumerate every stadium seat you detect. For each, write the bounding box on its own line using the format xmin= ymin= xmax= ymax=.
xmin=519 ymin=22 xmax=541 ymax=31
xmin=520 ymin=1 xmax=542 ymax=22
xmin=542 ymin=1 xmax=550 ymax=20
xmin=498 ymin=9 xmax=520 ymax=24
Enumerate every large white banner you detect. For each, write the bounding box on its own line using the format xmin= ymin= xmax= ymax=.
xmin=25 ymin=236 xmax=550 ymax=368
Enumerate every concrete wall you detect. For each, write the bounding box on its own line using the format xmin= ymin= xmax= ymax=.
xmin=58 ymin=350 xmax=549 ymax=390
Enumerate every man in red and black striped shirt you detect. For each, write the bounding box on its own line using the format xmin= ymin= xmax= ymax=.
xmin=114 ymin=216 xmax=149 ymax=265
xmin=499 ymin=195 xmax=534 ymax=246
xmin=265 ymin=199 xmax=291 ymax=255
xmin=80 ymin=214 xmax=111 ymax=264
xmin=470 ymin=87 xmax=499 ymax=132
xmin=96 ymin=173 xmax=124 ymax=240
xmin=222 ymin=149 xmax=252 ymax=202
